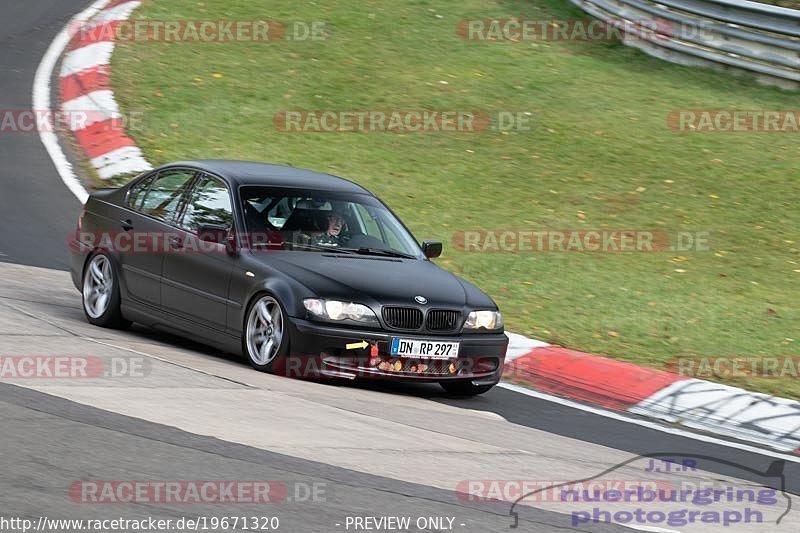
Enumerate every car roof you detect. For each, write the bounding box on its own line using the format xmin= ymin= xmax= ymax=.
xmin=160 ymin=160 xmax=373 ymax=194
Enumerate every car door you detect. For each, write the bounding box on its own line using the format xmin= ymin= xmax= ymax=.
xmin=161 ymin=172 xmax=236 ymax=332
xmin=118 ymin=168 xmax=197 ymax=306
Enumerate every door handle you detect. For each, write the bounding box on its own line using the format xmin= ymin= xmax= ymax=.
xmin=121 ymin=219 xmax=134 ymax=231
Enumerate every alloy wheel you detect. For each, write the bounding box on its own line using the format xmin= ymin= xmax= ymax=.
xmin=246 ymin=295 xmax=284 ymax=365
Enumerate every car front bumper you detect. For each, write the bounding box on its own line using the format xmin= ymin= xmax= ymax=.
xmin=282 ymin=318 xmax=508 ymax=384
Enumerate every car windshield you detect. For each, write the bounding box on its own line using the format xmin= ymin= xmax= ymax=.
xmin=239 ymin=186 xmax=423 ymax=258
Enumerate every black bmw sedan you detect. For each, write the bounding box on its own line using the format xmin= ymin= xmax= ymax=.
xmin=69 ymin=160 xmax=508 ymax=395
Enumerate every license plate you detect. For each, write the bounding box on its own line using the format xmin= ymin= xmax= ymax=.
xmin=390 ymin=338 xmax=459 ymax=359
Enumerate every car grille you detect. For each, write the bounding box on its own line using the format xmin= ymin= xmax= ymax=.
xmin=426 ymin=310 xmax=461 ymax=331
xmin=394 ymin=358 xmax=462 ymax=375
xmin=382 ymin=306 xmax=423 ymax=330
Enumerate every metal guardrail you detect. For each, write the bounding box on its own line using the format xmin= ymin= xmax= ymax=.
xmin=569 ymin=0 xmax=800 ymax=88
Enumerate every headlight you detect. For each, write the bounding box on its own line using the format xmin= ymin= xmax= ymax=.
xmin=463 ymin=310 xmax=503 ymax=331
xmin=303 ymin=298 xmax=378 ymax=325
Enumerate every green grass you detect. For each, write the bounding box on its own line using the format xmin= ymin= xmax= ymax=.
xmin=758 ymin=0 xmax=800 ymax=8
xmin=111 ymin=0 xmax=800 ymax=398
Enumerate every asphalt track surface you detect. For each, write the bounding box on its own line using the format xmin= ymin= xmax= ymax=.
xmin=1 ymin=2 xmax=799 ymax=532
xmin=0 ymin=0 xmax=82 ymax=270
xmin=1 ymin=381 xmax=632 ymax=533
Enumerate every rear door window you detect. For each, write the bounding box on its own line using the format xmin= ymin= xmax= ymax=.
xmin=137 ymin=169 xmax=197 ymax=223
xmin=127 ymin=174 xmax=155 ymax=210
xmin=179 ymin=174 xmax=233 ymax=232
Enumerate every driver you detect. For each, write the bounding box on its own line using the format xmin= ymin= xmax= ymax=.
xmin=311 ymin=209 xmax=349 ymax=247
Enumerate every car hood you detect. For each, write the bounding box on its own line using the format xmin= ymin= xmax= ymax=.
xmin=258 ymin=252 xmax=496 ymax=310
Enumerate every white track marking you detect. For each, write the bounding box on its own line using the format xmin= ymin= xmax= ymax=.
xmin=504 ymin=332 xmax=549 ymax=362
xmin=631 ymin=378 xmax=800 ymax=452
xmin=62 ymin=90 xmax=120 ymax=129
xmin=33 ymin=0 xmax=115 ymax=204
xmin=87 ymin=0 xmax=141 ymax=25
xmin=498 ymin=382 xmax=800 ymax=464
xmin=91 ymin=146 xmax=152 ymax=178
xmin=59 ymin=41 xmax=115 ymax=76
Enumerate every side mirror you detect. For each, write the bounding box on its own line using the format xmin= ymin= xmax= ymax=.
xmin=421 ymin=240 xmax=442 ymax=259
xmin=198 ymin=224 xmax=238 ymax=254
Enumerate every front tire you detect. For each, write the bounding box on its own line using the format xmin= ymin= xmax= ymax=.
xmin=82 ymin=252 xmax=131 ymax=329
xmin=244 ymin=294 xmax=289 ymax=372
xmin=440 ymin=380 xmax=495 ymax=396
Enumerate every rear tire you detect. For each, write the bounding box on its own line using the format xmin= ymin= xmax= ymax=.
xmin=243 ymin=294 xmax=289 ymax=372
xmin=440 ymin=380 xmax=495 ymax=396
xmin=82 ymin=252 xmax=132 ymax=329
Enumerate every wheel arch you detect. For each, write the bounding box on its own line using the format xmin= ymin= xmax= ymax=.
xmin=242 ymin=278 xmax=302 ymax=325
xmin=80 ymin=245 xmax=121 ymax=284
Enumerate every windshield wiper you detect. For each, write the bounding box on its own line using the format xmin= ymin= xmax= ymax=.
xmin=284 ymin=243 xmax=415 ymax=259
xmin=285 ymin=243 xmax=353 ymax=253
xmin=341 ymin=247 xmax=417 ymax=259
xmin=250 ymin=241 xmax=349 ymax=253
